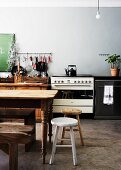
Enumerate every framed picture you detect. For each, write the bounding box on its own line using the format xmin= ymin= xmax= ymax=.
xmin=0 ymin=33 xmax=15 ymax=71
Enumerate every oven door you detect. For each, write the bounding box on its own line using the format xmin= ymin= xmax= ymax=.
xmin=52 ymin=90 xmax=94 ymax=114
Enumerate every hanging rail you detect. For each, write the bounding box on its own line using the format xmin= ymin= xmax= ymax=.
xmin=16 ymin=52 xmax=52 ymax=55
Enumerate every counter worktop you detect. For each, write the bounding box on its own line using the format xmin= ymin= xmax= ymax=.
xmin=94 ymin=76 xmax=121 ymax=80
xmin=0 ymin=82 xmax=50 ymax=87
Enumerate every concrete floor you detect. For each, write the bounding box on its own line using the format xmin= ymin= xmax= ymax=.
xmin=0 ymin=119 xmax=121 ymax=170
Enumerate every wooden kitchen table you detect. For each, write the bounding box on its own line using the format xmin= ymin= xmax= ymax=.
xmin=0 ymin=90 xmax=58 ymax=164
xmin=0 ymin=82 xmax=50 ymax=121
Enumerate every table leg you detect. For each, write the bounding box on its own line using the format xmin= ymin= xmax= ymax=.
xmin=41 ymin=100 xmax=49 ymax=164
xmin=48 ymin=99 xmax=53 ymax=143
xmin=9 ymin=143 xmax=18 ymax=170
xmin=24 ymin=110 xmax=36 ymax=152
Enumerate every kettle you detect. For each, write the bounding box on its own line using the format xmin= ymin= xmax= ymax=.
xmin=65 ymin=65 xmax=77 ymax=77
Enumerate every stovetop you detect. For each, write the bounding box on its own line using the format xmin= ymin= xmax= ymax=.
xmin=51 ymin=75 xmax=94 ymax=85
xmin=52 ymin=74 xmax=93 ymax=77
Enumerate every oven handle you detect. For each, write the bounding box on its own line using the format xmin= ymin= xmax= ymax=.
xmin=52 ymin=84 xmax=92 ymax=87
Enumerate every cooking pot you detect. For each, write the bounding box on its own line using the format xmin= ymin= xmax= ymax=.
xmin=11 ymin=66 xmax=27 ymax=76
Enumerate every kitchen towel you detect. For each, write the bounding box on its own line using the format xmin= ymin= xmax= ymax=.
xmin=103 ymin=85 xmax=113 ymax=105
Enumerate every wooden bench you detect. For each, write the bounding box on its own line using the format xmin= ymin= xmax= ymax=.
xmin=0 ymin=124 xmax=34 ymax=170
xmin=0 ymin=108 xmax=36 ymax=151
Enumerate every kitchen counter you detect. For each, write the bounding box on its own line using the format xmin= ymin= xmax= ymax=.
xmin=94 ymin=76 xmax=121 ymax=80
xmin=0 ymin=82 xmax=50 ymax=88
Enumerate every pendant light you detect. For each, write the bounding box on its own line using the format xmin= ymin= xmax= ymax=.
xmin=96 ymin=0 xmax=101 ymax=19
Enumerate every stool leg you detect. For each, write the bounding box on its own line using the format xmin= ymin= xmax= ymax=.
xmin=60 ymin=127 xmax=66 ymax=144
xmin=77 ymin=115 xmax=84 ymax=146
xmin=49 ymin=126 xmax=59 ymax=164
xmin=70 ymin=127 xmax=77 ymax=166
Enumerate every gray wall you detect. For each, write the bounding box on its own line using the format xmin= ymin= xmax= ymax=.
xmin=0 ymin=7 xmax=121 ymax=76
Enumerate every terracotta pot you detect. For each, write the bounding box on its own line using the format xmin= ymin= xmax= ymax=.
xmin=111 ymin=68 xmax=120 ymax=76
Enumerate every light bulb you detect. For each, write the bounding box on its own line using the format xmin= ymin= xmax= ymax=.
xmin=96 ymin=11 xmax=101 ymax=19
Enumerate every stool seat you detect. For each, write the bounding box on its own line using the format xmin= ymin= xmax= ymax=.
xmin=51 ymin=117 xmax=78 ymax=127
xmin=62 ymin=108 xmax=81 ymax=115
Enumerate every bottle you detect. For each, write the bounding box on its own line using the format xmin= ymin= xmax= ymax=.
xmin=36 ymin=57 xmax=40 ymax=71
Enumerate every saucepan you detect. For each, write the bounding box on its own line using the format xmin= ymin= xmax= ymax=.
xmin=11 ymin=66 xmax=27 ymax=76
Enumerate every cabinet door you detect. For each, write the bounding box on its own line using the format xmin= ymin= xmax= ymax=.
xmin=113 ymin=83 xmax=121 ymax=115
xmin=95 ymin=80 xmax=121 ymax=118
xmin=95 ymin=81 xmax=113 ymax=117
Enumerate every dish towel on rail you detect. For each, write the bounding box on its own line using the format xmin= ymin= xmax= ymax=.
xmin=103 ymin=86 xmax=113 ymax=105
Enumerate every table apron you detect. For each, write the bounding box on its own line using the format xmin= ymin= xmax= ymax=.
xmin=0 ymin=99 xmax=42 ymax=109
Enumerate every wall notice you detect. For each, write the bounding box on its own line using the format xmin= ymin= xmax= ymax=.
xmin=0 ymin=34 xmax=15 ymax=71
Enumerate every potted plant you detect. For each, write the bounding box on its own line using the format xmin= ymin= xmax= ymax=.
xmin=105 ymin=54 xmax=121 ymax=76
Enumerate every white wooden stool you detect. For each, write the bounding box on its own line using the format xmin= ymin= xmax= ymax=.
xmin=49 ymin=117 xmax=78 ymax=166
